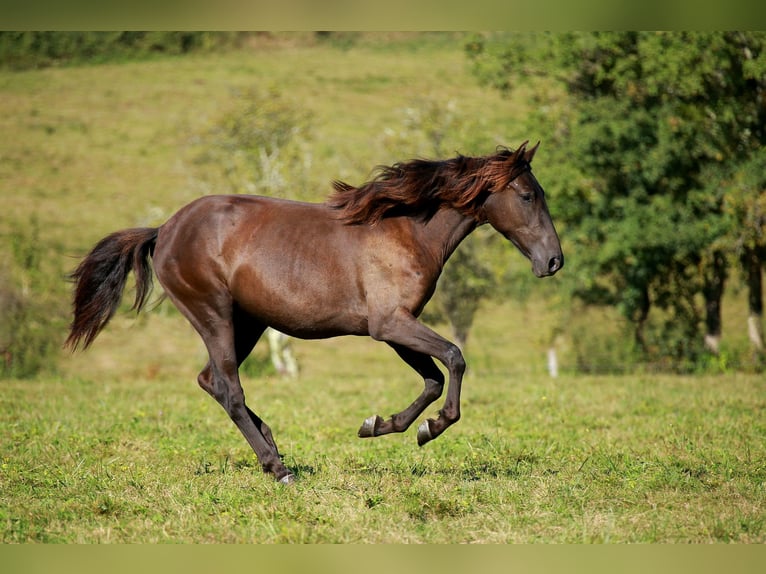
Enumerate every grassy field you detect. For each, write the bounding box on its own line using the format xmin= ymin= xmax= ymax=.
xmin=2 ymin=348 xmax=764 ymax=542
xmin=1 ymin=33 xmax=521 ymax=253
xmin=1 ymin=33 xmax=765 ymax=543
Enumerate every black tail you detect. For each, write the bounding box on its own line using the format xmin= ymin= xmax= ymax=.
xmin=65 ymin=227 xmax=159 ymax=351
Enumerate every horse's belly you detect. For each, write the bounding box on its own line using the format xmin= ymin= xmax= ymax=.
xmin=229 ymin=259 xmax=369 ymax=339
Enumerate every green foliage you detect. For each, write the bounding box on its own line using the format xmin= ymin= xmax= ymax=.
xmin=467 ymin=32 xmax=766 ymax=370
xmin=0 ymin=32 xmax=242 ymax=70
xmin=190 ymin=85 xmax=314 ymax=199
xmin=0 ymin=218 xmax=68 ymax=378
xmin=724 ymin=146 xmax=766 ymax=255
xmin=380 ymin=97 xmax=462 ymax=157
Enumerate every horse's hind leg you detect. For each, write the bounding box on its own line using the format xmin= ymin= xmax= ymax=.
xmin=358 ymin=344 xmax=444 ymax=438
xmin=231 ymin=307 xmax=280 ymax=457
xmin=169 ymin=294 xmax=293 ymax=483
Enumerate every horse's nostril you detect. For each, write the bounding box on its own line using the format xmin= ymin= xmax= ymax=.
xmin=548 ymin=256 xmax=563 ymax=273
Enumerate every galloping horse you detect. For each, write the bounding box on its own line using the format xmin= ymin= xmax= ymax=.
xmin=66 ymin=141 xmax=563 ymax=483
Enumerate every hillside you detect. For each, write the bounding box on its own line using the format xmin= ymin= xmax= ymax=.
xmin=2 ymin=33 xmax=560 ymax=382
xmin=1 ymin=32 xmax=755 ymax=381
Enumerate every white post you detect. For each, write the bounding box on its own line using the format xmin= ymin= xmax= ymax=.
xmin=547 ymin=347 xmax=559 ymax=378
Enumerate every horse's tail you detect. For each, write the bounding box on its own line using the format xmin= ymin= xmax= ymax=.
xmin=65 ymin=227 xmax=159 ymax=351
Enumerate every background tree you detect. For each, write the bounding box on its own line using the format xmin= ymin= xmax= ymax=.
xmin=190 ymin=85 xmax=314 ymax=200
xmin=468 ymin=31 xmax=766 ymax=370
xmin=724 ymin=148 xmax=766 ymax=360
xmin=382 ymin=97 xmax=497 ymax=349
xmin=0 ymin=218 xmax=67 ymax=378
xmin=0 ymin=32 xmax=244 ymax=70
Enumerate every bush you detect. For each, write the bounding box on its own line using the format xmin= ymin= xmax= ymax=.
xmin=0 ymin=218 xmax=68 ymax=378
xmin=565 ymin=305 xmax=642 ymax=374
xmin=0 ymin=32 xmax=243 ymax=70
xmin=189 ymin=85 xmax=314 ymax=200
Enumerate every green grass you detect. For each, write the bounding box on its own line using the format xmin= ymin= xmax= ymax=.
xmin=2 ymin=33 xmax=764 ymax=543
xmin=2 ymin=358 xmax=764 ymax=542
xmin=4 ymin=307 xmax=766 ymax=543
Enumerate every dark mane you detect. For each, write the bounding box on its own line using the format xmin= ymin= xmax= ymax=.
xmin=327 ymin=144 xmax=533 ymax=224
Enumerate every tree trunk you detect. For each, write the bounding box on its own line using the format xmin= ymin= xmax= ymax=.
xmin=743 ymin=247 xmax=764 ymax=353
xmin=702 ymin=251 xmax=727 ymax=355
xmin=633 ymin=285 xmax=651 ymax=355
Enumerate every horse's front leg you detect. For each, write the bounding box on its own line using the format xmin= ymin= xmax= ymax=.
xmin=358 ymin=343 xmax=445 ymax=438
xmin=364 ymin=308 xmax=465 ymax=446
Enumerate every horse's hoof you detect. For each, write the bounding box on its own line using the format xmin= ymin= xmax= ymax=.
xmin=417 ymin=419 xmax=433 ymax=446
xmin=278 ymin=473 xmax=296 ymax=485
xmin=358 ymin=415 xmax=382 ymax=438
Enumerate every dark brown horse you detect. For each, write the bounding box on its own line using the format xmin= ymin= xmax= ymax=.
xmin=66 ymin=141 xmax=563 ymax=483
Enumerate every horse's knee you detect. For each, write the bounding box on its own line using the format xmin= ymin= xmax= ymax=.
xmin=444 ymin=344 xmax=465 ymax=375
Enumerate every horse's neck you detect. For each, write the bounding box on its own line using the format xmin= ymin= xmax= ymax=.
xmin=419 ymin=207 xmax=478 ymax=266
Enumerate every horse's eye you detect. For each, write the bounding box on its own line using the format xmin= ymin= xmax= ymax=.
xmin=520 ymin=191 xmax=534 ymax=203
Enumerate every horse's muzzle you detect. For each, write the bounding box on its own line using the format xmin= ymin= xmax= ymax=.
xmin=533 ymin=253 xmax=564 ymax=277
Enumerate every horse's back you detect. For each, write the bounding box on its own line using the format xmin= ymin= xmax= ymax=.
xmin=153 ymin=195 xmax=371 ymax=337
xmin=155 ymin=194 xmax=333 ymax=262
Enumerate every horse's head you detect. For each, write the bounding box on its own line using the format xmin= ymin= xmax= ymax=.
xmin=480 ymin=142 xmax=563 ymax=277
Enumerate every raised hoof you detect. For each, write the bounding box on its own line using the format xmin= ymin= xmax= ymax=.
xmin=278 ymin=473 xmax=296 ymax=485
xmin=417 ymin=419 xmax=433 ymax=446
xmin=358 ymin=415 xmax=383 ymax=438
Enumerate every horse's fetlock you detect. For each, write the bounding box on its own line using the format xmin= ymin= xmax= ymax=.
xmin=439 ymin=406 xmax=461 ymax=423
xmin=261 ymin=454 xmax=288 ymax=478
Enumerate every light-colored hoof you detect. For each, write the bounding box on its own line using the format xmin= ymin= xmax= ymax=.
xmin=417 ymin=419 xmax=433 ymax=446
xmin=278 ymin=473 xmax=296 ymax=485
xmin=358 ymin=415 xmax=381 ymax=438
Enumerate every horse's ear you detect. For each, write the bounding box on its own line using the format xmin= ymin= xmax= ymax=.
xmin=524 ymin=141 xmax=540 ymax=163
xmin=510 ymin=140 xmax=529 ymax=163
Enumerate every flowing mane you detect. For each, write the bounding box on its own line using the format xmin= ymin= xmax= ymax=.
xmin=327 ymin=143 xmax=535 ymax=224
